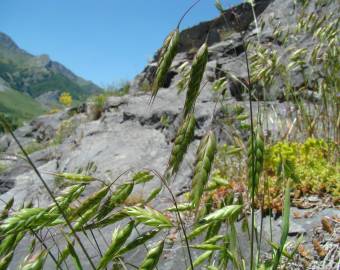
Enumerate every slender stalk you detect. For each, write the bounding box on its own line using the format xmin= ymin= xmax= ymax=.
xmin=30 ymin=229 xmax=63 ymax=270
xmin=242 ymin=35 xmax=256 ymax=270
xmin=257 ymin=191 xmax=265 ymax=263
xmin=0 ymin=118 xmax=96 ymax=270
xmin=89 ymin=228 xmax=104 ymax=260
xmin=150 ymin=169 xmax=194 ymax=270
xmin=131 ymin=220 xmax=159 ymax=270
xmin=48 ymin=229 xmax=70 ymax=270
xmin=177 ymin=0 xmax=202 ymax=28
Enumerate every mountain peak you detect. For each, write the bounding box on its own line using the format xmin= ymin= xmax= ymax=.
xmin=0 ymin=32 xmax=102 ymax=103
xmin=0 ymin=32 xmax=31 ymax=56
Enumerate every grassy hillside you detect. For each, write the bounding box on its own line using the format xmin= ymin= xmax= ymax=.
xmin=0 ymin=88 xmax=46 ymax=125
xmin=0 ymin=32 xmax=102 ymax=104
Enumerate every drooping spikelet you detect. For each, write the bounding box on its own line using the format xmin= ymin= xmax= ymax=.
xmin=124 ymin=206 xmax=173 ymax=228
xmin=186 ymin=250 xmax=213 ymax=270
xmin=0 ymin=208 xmax=60 ymax=234
xmin=74 ymin=203 xmax=99 ymax=231
xmin=151 ymin=29 xmax=180 ymax=103
xmin=139 ymin=240 xmax=164 ymax=270
xmin=96 ymin=182 xmax=134 ymax=220
xmin=118 ymin=229 xmax=160 ymax=256
xmin=70 ymin=186 xmax=109 ymax=220
xmin=198 ymin=205 xmax=243 ymax=224
xmin=0 ymin=251 xmax=14 ymax=269
xmin=56 ymin=172 xmax=94 ymax=183
xmin=0 ymin=197 xmax=14 ymax=221
xmin=20 ymin=250 xmax=47 ymax=270
xmin=191 ymin=130 xmax=217 ymax=211
xmin=183 ymin=43 xmax=208 ymax=117
xmin=247 ymin=129 xmax=264 ymax=195
xmin=97 ymin=221 xmax=135 ymax=270
xmin=0 ymin=231 xmax=25 ymax=257
xmin=167 ymin=113 xmax=196 ymax=175
xmin=49 ymin=184 xmax=85 ymax=214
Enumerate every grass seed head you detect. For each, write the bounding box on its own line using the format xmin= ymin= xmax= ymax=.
xmin=0 ymin=251 xmax=14 ymax=270
xmin=84 ymin=211 xmax=127 ymax=230
xmin=133 ymin=171 xmax=154 ymax=184
xmin=151 ymin=29 xmax=180 ymax=103
xmin=124 ymin=206 xmax=173 ymax=228
xmin=184 ymin=42 xmax=208 ymax=117
xmin=0 ymin=198 xmax=14 ymax=221
xmin=191 ymin=130 xmax=217 ymax=212
xmin=248 ymin=129 xmax=264 ymax=195
xmin=198 ymin=205 xmax=243 ymax=224
xmin=168 ymin=113 xmax=196 ymax=175
xmin=70 ymin=186 xmax=109 ymax=220
xmin=118 ymin=229 xmax=160 ymax=256
xmin=188 ymin=223 xmax=210 ymax=240
xmin=139 ymin=240 xmax=164 ymax=270
xmin=74 ymin=203 xmax=99 ymax=231
xmin=20 ymin=250 xmax=47 ymax=270
xmin=49 ymin=184 xmax=85 ymax=213
xmin=97 ymin=221 xmax=135 ymax=270
xmin=1 ymin=208 xmax=59 ymax=234
xmin=96 ymin=182 xmax=134 ymax=220
xmin=56 ymin=172 xmax=94 ymax=183
xmin=187 ymin=250 xmax=213 ymax=270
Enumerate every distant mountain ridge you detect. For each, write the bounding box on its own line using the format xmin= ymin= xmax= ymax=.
xmin=0 ymin=32 xmax=102 ymax=102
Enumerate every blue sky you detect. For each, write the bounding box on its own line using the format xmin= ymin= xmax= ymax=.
xmin=1 ymin=0 xmax=241 ymax=87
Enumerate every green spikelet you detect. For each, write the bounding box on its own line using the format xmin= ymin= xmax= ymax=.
xmin=56 ymin=243 xmax=72 ymax=268
xmin=118 ymin=229 xmax=160 ymax=256
xmin=0 ymin=197 xmax=14 ymax=221
xmin=70 ymin=186 xmax=109 ymax=220
xmin=49 ymin=184 xmax=85 ymax=213
xmin=0 ymin=208 xmax=60 ymax=234
xmin=247 ymin=129 xmax=264 ymax=195
xmin=0 ymin=231 xmax=24 ymax=257
xmin=0 ymin=251 xmax=14 ymax=270
xmin=124 ymin=206 xmax=173 ymax=228
xmin=188 ymin=223 xmax=210 ymax=240
xmin=151 ymin=29 xmax=180 ymax=103
xmin=186 ymin=250 xmax=213 ymax=270
xmin=74 ymin=203 xmax=99 ymax=231
xmin=139 ymin=240 xmax=164 ymax=270
xmin=84 ymin=211 xmax=127 ymax=230
xmin=168 ymin=113 xmax=196 ymax=175
xmin=191 ymin=130 xmax=217 ymax=211
xmin=97 ymin=221 xmax=135 ymax=270
xmin=20 ymin=250 xmax=47 ymax=270
xmin=96 ymin=182 xmax=134 ymax=220
xmin=56 ymin=172 xmax=94 ymax=183
xmin=183 ymin=43 xmax=208 ymax=117
xmin=65 ymin=237 xmax=83 ymax=270
xmin=145 ymin=187 xmax=162 ymax=204
xmin=0 ymin=235 xmax=16 ymax=256
xmin=198 ymin=205 xmax=243 ymax=224
xmin=133 ymin=171 xmax=154 ymax=184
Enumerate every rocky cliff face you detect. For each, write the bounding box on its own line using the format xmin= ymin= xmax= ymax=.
xmin=132 ymin=0 xmax=338 ymax=103
xmin=0 ymin=0 xmax=338 ymax=269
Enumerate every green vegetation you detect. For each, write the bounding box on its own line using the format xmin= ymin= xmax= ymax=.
xmin=103 ymin=80 xmax=130 ymax=96
xmin=51 ymin=119 xmax=78 ymax=145
xmin=0 ymin=88 xmax=45 ymax=128
xmin=0 ymin=162 xmax=7 ymax=174
xmin=28 ymin=73 xmax=89 ymax=100
xmin=264 ymin=138 xmax=340 ymax=197
xmin=23 ymin=141 xmax=45 ymax=155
